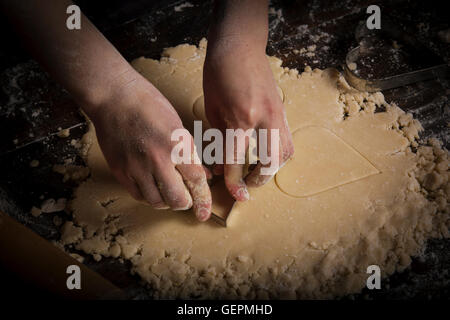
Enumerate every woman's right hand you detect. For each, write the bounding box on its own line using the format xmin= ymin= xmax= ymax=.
xmin=88 ymin=71 xmax=212 ymax=222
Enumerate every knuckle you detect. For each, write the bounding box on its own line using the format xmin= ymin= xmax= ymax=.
xmin=188 ymin=168 xmax=207 ymax=185
xmin=165 ymin=186 xmax=190 ymax=209
xmin=180 ymin=164 xmax=206 ymax=184
xmin=262 ymin=96 xmax=279 ymax=113
xmin=240 ymin=109 xmax=257 ymax=125
xmin=127 ymin=136 xmax=149 ymax=157
xmin=231 ymin=101 xmax=258 ymax=125
xmin=151 ymin=155 xmax=171 ymax=172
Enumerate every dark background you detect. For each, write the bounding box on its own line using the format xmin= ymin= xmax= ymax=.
xmin=0 ymin=0 xmax=448 ymax=300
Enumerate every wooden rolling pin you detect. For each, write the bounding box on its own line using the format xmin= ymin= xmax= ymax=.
xmin=0 ymin=210 xmax=124 ymax=299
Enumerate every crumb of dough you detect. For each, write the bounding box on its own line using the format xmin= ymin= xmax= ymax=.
xmin=392 ymin=40 xmax=402 ymax=49
xmin=53 ymin=215 xmax=63 ymax=226
xmin=174 ymin=2 xmax=193 ymax=12
xmin=63 ymin=39 xmax=449 ymax=299
xmin=77 ymin=132 xmax=93 ymax=158
xmin=60 ymin=221 xmax=83 ymax=245
xmin=29 ymin=159 xmax=39 ymax=168
xmin=30 ymin=206 xmax=42 ymax=217
xmin=93 ymin=254 xmax=102 ymax=262
xmin=70 ymin=139 xmax=82 ymax=149
xmin=40 ymin=198 xmax=66 ymax=213
xmin=53 ymin=164 xmax=90 ymax=182
xmin=57 ymin=128 xmax=70 ymax=138
xmin=70 ymin=253 xmax=85 ymax=263
xmin=109 ymin=243 xmax=121 ymax=258
xmin=348 ymin=62 xmax=357 ymax=71
xmin=307 ymin=44 xmax=316 ymax=52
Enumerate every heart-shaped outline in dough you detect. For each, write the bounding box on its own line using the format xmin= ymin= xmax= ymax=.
xmin=275 ymin=126 xmax=380 ymax=197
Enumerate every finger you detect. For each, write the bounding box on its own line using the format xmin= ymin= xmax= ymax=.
xmin=279 ymin=112 xmax=294 ymax=164
xmin=136 ymin=173 xmax=168 ymax=209
xmin=245 ymin=162 xmax=273 ymax=187
xmin=224 ymin=164 xmax=250 ymax=201
xmin=153 ymin=165 xmax=193 ymax=211
xmin=113 ymin=169 xmax=144 ymax=201
xmin=177 ymin=164 xmax=212 ymax=222
xmin=223 ymin=130 xmax=251 ymax=201
xmin=246 ymin=121 xmax=284 ymax=187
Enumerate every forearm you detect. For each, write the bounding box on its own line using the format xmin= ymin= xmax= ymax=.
xmin=208 ymin=0 xmax=269 ymax=52
xmin=0 ymin=0 xmax=136 ymax=117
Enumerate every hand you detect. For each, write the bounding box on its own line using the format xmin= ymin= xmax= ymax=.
xmin=203 ymin=37 xmax=294 ymax=201
xmin=1 ymin=0 xmax=213 ymax=220
xmin=88 ymin=71 xmax=212 ymax=221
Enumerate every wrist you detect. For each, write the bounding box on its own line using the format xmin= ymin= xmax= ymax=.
xmin=206 ymin=32 xmax=267 ymax=62
xmin=77 ymin=65 xmax=141 ymax=122
xmin=208 ymin=0 xmax=268 ymax=52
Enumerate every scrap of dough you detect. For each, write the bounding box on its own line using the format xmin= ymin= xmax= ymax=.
xmin=41 ymin=198 xmax=67 ymax=213
xmin=30 ymin=206 xmax=42 ymax=218
xmin=348 ymin=62 xmax=357 ymax=71
xmin=65 ymin=39 xmax=449 ymax=299
xmin=275 ymin=126 xmax=379 ymax=197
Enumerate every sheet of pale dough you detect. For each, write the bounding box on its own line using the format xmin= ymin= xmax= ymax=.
xmin=63 ymin=39 xmax=449 ymax=299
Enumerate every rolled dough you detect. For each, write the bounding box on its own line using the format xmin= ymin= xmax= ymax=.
xmin=63 ymin=39 xmax=449 ymax=299
xmin=275 ymin=126 xmax=380 ymax=197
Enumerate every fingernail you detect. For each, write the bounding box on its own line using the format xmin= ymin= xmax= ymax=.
xmin=235 ymin=186 xmax=250 ymax=201
xmin=197 ymin=208 xmax=210 ymax=221
xmin=154 ymin=203 xmax=170 ymax=210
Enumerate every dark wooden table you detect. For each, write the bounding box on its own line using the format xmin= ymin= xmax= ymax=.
xmin=0 ymin=0 xmax=448 ymax=299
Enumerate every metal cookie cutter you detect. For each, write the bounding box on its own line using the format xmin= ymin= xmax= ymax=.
xmin=344 ymin=46 xmax=450 ymax=92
